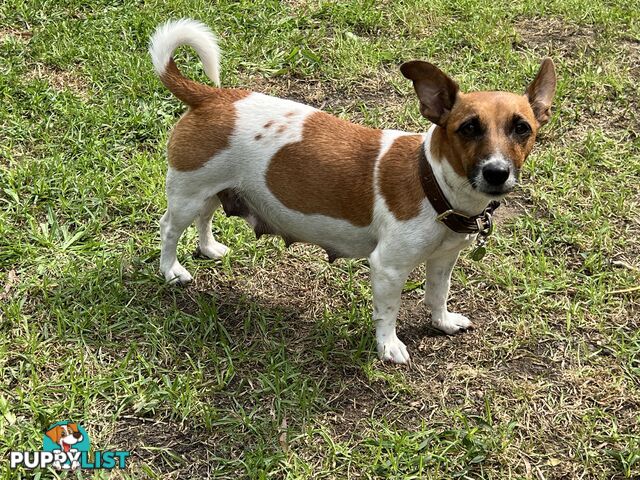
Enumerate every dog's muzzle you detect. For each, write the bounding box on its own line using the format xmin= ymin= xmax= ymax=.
xmin=471 ymin=155 xmax=518 ymax=196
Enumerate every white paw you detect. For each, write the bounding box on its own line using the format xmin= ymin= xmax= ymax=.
xmin=377 ymin=335 xmax=410 ymax=364
xmin=196 ymin=241 xmax=229 ymax=259
xmin=162 ymin=263 xmax=193 ymax=285
xmin=432 ymin=312 xmax=473 ymax=335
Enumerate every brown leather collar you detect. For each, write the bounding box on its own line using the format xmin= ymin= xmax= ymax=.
xmin=418 ymin=143 xmax=500 ymax=234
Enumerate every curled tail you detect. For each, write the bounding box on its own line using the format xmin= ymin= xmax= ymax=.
xmin=149 ymin=19 xmax=221 ymax=106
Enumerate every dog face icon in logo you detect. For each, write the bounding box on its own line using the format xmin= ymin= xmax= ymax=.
xmin=43 ymin=421 xmax=90 ymax=470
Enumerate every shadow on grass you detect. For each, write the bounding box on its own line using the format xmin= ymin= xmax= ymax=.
xmin=33 ymin=252 xmax=524 ymax=477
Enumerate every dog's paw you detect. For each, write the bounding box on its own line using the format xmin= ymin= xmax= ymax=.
xmin=377 ymin=335 xmax=410 ymax=364
xmin=162 ymin=263 xmax=193 ymax=285
xmin=432 ymin=312 xmax=473 ymax=335
xmin=195 ymin=241 xmax=229 ymax=259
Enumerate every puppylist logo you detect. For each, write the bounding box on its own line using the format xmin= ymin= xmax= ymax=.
xmin=9 ymin=421 xmax=130 ymax=471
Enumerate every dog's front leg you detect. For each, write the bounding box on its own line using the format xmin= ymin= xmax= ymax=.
xmin=369 ymin=248 xmax=412 ymax=364
xmin=425 ymin=251 xmax=472 ymax=334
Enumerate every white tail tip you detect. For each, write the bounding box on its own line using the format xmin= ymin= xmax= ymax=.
xmin=149 ymin=18 xmax=221 ymax=86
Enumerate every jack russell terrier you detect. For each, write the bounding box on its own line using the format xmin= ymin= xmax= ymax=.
xmin=149 ymin=19 xmax=556 ymax=363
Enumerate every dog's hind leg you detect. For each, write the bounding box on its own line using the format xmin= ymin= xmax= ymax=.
xmin=160 ymin=207 xmax=197 ymax=285
xmin=194 ymin=195 xmax=230 ymax=259
xmin=159 ymin=182 xmax=204 ymax=285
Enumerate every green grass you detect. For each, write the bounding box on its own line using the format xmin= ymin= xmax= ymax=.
xmin=1 ymin=0 xmax=639 ymax=478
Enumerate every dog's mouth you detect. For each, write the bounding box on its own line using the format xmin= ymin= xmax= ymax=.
xmin=468 ymin=177 xmax=515 ymax=196
xmin=480 ymin=184 xmax=514 ymax=196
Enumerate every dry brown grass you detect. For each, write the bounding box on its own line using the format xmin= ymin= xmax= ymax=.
xmin=25 ymin=63 xmax=90 ymax=99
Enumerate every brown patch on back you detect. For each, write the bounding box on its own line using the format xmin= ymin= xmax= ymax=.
xmin=431 ymin=91 xmax=539 ymax=177
xmin=266 ymin=111 xmax=382 ymax=227
xmin=167 ymin=89 xmax=250 ymax=171
xmin=378 ymin=135 xmax=425 ymax=221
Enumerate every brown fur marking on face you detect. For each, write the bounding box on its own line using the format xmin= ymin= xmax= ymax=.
xmin=266 ymin=111 xmax=382 ymax=227
xmin=167 ymin=89 xmax=250 ymax=171
xmin=378 ymin=135 xmax=425 ymax=221
xmin=277 ymin=125 xmax=287 ymax=134
xmin=264 ymin=121 xmax=274 ymax=128
xmin=430 ymin=91 xmax=539 ymax=177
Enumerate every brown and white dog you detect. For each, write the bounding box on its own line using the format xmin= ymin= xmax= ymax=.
xmin=149 ymin=19 xmax=556 ymax=363
xmin=45 ymin=423 xmax=84 ymax=452
xmin=45 ymin=423 xmax=83 ymax=469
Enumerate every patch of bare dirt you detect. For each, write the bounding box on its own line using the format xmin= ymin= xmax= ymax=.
xmin=26 ymin=64 xmax=90 ymax=99
xmin=107 ymin=417 xmax=238 ymax=478
xmin=513 ymin=17 xmax=598 ymax=57
xmin=281 ymin=0 xmax=314 ymax=10
xmin=563 ymin=84 xmax=640 ymax=143
xmin=0 ymin=27 xmax=32 ymax=43
xmin=621 ymin=37 xmax=640 ymax=73
xmin=493 ymin=190 xmax=531 ymax=226
xmin=618 ymin=214 xmax=640 ymax=267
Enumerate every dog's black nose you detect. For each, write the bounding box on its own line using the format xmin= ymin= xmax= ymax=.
xmin=73 ymin=432 xmax=82 ymax=439
xmin=482 ymin=163 xmax=510 ymax=186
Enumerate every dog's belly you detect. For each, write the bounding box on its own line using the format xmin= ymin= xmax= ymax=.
xmin=218 ymin=188 xmax=377 ymax=260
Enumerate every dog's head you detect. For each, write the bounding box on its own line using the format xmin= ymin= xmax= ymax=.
xmin=45 ymin=423 xmax=83 ymax=449
xmin=401 ymin=59 xmax=556 ymax=197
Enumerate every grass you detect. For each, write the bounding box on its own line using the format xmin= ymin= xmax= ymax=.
xmin=1 ymin=0 xmax=639 ymax=478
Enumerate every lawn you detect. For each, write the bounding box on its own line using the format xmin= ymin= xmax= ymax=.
xmin=1 ymin=0 xmax=639 ymax=478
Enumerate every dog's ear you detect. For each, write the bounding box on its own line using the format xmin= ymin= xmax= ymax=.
xmin=45 ymin=426 xmax=63 ymax=444
xmin=400 ymin=60 xmax=459 ymax=126
xmin=525 ymin=58 xmax=556 ymax=126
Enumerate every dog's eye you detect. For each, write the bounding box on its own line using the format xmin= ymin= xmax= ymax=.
xmin=457 ymin=118 xmax=482 ymax=138
xmin=513 ymin=120 xmax=531 ymax=136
